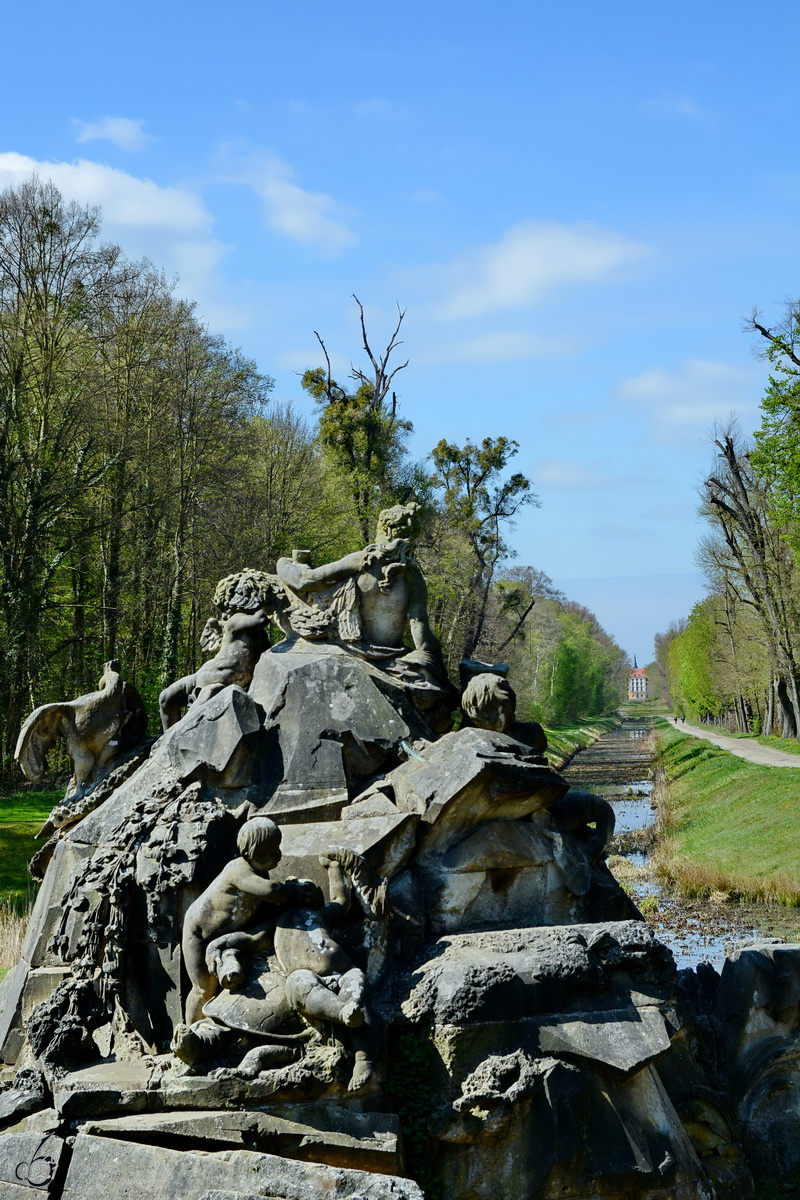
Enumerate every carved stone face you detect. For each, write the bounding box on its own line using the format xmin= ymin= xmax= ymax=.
xmin=376 ymin=502 xmax=421 ymax=543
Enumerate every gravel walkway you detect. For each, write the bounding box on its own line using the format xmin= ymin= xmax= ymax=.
xmin=666 ymin=716 xmax=800 ymax=768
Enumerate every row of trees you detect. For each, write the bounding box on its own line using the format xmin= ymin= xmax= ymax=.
xmin=0 ymin=177 xmax=625 ymax=778
xmin=653 ymin=299 xmax=800 ymax=736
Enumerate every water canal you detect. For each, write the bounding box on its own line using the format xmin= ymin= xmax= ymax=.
xmin=561 ymin=715 xmax=800 ymax=969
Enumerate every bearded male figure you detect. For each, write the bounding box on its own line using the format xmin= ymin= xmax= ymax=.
xmin=276 ymin=503 xmax=454 ymax=728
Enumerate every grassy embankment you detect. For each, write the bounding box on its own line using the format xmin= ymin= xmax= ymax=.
xmin=652 ymin=717 xmax=800 ymax=905
xmin=0 ymin=790 xmax=58 ymax=976
xmin=543 ymin=714 xmax=622 ymax=769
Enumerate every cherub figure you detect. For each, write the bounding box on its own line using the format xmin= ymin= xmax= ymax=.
xmin=272 ymin=847 xmax=378 ymax=1091
xmin=201 ymin=845 xmax=381 ymax=1091
xmin=159 ymin=569 xmax=288 ymax=730
xmin=181 ymin=816 xmax=288 ymax=1024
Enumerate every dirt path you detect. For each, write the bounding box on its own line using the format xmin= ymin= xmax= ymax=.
xmin=666 ymin=716 xmax=800 ymax=768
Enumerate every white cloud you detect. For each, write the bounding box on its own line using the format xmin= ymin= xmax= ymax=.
xmin=640 ymin=91 xmax=708 ymax=121
xmin=0 ymin=152 xmax=210 ymax=234
xmin=73 ymin=116 xmax=152 ymax=151
xmin=422 ymin=331 xmax=574 ymax=364
xmin=615 ymin=359 xmax=759 ymax=441
xmin=424 ymin=219 xmax=647 ymax=320
xmin=408 ymin=187 xmax=440 ymax=204
xmin=352 ymin=98 xmax=398 ymax=118
xmin=0 ymin=152 xmax=240 ymax=327
xmin=534 ymin=457 xmax=634 ymax=491
xmin=226 ymin=148 xmax=356 ymax=256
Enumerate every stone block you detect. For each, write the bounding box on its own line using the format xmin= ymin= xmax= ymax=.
xmin=717 ymin=941 xmax=800 ymax=1183
xmin=416 ymin=813 xmax=600 ymax=933
xmin=60 ymin=1133 xmax=424 ymax=1200
xmin=0 ymin=965 xmax=27 ymax=1065
xmin=402 ymin=921 xmax=674 ymax=1027
xmin=441 ymin=818 xmax=557 ymax=870
xmin=263 ymin=785 xmax=347 ymax=825
xmin=52 ymin=1060 xmax=157 ymax=1119
xmin=0 ymin=1132 xmax=64 ymax=1194
xmin=249 ymin=644 xmax=430 ymax=801
xmin=536 ymin=1005 xmax=671 ymax=1073
xmin=389 ymin=727 xmax=568 ymax=859
xmin=65 ymin=755 xmax=170 ymax=846
xmin=20 ymin=967 xmax=72 ymax=1024
xmin=3 ymin=1110 xmax=59 ymax=1137
xmin=271 ymin=813 xmax=418 ymax=888
xmin=121 ymin=939 xmax=183 ymax=1052
xmin=79 ymin=1104 xmax=403 ymax=1175
xmin=154 ymin=685 xmax=265 ymax=786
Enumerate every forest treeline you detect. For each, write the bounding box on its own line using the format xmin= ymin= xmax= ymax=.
xmin=0 ymin=178 xmax=627 ymax=778
xmin=650 ymin=298 xmax=800 ymax=738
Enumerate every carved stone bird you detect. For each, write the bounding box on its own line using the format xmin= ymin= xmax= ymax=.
xmin=14 ymin=659 xmax=147 ymax=796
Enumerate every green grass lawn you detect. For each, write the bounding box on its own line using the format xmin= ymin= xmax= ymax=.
xmin=653 ymin=718 xmax=800 ymax=904
xmin=0 ymin=790 xmax=60 ymax=909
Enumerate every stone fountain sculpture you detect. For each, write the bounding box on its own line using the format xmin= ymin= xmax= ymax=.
xmin=1 ymin=502 xmax=799 ymax=1199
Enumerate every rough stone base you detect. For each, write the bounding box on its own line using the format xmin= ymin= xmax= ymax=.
xmin=59 ymin=1133 xmax=422 ymax=1200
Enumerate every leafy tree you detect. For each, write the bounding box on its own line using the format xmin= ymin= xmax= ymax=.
xmin=301 ymin=297 xmax=412 ymax=541
xmin=429 ymin=436 xmax=537 ymax=663
xmin=749 ymin=300 xmax=800 ymax=556
xmin=703 ymin=426 xmax=800 ymax=736
xmin=0 ymin=178 xmax=126 ymax=764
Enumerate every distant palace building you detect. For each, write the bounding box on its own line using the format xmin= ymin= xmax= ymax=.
xmin=627 ymin=662 xmax=650 ymax=702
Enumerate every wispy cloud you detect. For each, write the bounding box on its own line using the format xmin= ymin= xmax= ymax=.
xmin=72 ymin=116 xmax=152 ymax=151
xmin=0 ymin=152 xmax=241 ymax=326
xmin=640 ymin=91 xmax=709 ymax=121
xmin=352 ymin=98 xmax=398 ymax=118
xmin=422 ymin=331 xmax=575 ymax=364
xmin=407 ymin=187 xmax=440 ymax=204
xmin=615 ymin=358 xmax=759 ymax=442
xmin=419 ymin=219 xmax=647 ymax=320
xmin=222 ymin=146 xmax=356 ymax=256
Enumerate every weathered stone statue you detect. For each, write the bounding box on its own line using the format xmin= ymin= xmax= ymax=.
xmin=181 ymin=816 xmax=288 ymax=1024
xmin=275 ymin=502 xmax=454 ymax=726
xmin=14 ymin=659 xmax=146 ymax=799
xmin=3 ymin=517 xmax=800 ymax=1200
xmin=159 ymin=569 xmax=288 ymax=729
xmin=461 ymin=668 xmax=548 ymax=753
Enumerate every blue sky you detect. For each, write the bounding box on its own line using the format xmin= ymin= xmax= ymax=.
xmin=2 ymin=1 xmax=798 ymax=660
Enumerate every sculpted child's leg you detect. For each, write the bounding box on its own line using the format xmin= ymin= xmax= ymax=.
xmin=285 ymin=968 xmax=363 ymax=1027
xmin=182 ymin=925 xmax=219 ymax=1025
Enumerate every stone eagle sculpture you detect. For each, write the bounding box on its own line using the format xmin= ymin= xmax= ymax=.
xmin=14 ymin=658 xmax=147 ymax=796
